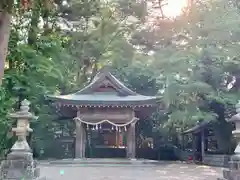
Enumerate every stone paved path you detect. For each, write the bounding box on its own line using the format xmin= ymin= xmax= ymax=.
xmin=39 ymin=162 xmax=223 ymax=180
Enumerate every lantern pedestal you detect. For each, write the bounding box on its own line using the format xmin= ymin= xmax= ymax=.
xmin=218 ymin=101 xmax=240 ymax=180
xmin=0 ymin=100 xmax=43 ymax=180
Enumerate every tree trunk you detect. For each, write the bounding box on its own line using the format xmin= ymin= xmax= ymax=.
xmin=28 ymin=0 xmax=40 ymax=46
xmin=0 ymin=11 xmax=11 ymax=84
xmin=214 ymin=122 xmax=233 ymax=153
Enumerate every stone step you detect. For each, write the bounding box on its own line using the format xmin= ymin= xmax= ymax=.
xmin=39 ymin=158 xmax=163 ymax=166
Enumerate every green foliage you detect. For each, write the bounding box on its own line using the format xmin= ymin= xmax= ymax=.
xmin=0 ymin=0 xmax=239 ymax=157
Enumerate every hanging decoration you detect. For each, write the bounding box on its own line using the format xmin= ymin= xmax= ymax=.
xmin=74 ymin=117 xmax=138 ymax=132
xmin=74 ymin=117 xmax=138 ymax=127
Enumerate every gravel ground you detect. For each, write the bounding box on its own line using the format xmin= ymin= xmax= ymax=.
xmin=39 ymin=162 xmax=224 ymax=180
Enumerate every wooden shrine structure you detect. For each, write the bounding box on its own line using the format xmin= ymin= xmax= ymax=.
xmin=181 ymin=120 xmax=213 ymax=162
xmin=181 ymin=120 xmax=230 ymax=162
xmin=47 ymin=67 xmax=157 ymax=159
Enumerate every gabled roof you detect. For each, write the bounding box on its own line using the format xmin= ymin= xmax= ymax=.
xmin=46 ymin=67 xmax=157 ymax=107
xmin=76 ymin=66 xmax=137 ymax=96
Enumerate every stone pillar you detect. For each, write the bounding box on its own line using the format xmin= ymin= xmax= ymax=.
xmin=126 ymin=120 xmax=137 ymax=159
xmin=218 ymin=101 xmax=240 ymax=180
xmin=75 ymin=120 xmax=85 ymax=158
xmin=0 ymin=99 xmax=41 ymax=180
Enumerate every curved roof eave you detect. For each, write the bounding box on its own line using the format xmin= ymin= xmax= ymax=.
xmin=46 ymin=94 xmax=158 ymax=106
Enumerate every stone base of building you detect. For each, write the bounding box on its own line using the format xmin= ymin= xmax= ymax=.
xmin=202 ymin=154 xmax=230 ymax=167
xmin=0 ymin=151 xmax=41 ymax=180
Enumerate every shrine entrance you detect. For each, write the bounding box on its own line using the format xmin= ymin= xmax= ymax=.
xmin=85 ymin=124 xmax=127 ymax=158
xmin=74 ymin=109 xmax=139 ymax=159
xmin=47 ymin=67 xmax=157 ymax=159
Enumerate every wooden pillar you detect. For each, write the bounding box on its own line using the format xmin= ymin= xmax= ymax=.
xmin=192 ymin=134 xmax=196 ymax=162
xmin=127 ymin=122 xmax=136 ymax=159
xmin=132 ymin=123 xmax=136 ymax=159
xmin=119 ymin=133 xmax=123 ymax=146
xmin=126 ymin=125 xmax=132 ymax=158
xmin=205 ymin=137 xmax=208 ymax=152
xmin=126 ymin=126 xmax=131 ymax=158
xmin=201 ymin=130 xmax=205 ymax=160
xmin=116 ymin=131 xmax=120 ymax=148
xmin=204 ymin=130 xmax=208 ymax=152
xmin=75 ymin=120 xmax=86 ymax=158
xmin=83 ymin=126 xmax=86 ymax=157
xmin=86 ymin=129 xmax=91 ymax=158
xmin=75 ymin=120 xmax=81 ymax=158
xmin=181 ymin=133 xmax=185 ymax=150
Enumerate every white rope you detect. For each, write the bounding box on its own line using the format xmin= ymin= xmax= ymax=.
xmin=74 ymin=117 xmax=138 ymax=127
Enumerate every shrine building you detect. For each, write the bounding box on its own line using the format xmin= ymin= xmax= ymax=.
xmin=47 ymin=67 xmax=157 ymax=159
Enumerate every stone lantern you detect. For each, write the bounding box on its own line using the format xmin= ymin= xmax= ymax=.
xmin=8 ymin=99 xmax=35 ymax=159
xmin=219 ymin=100 xmax=240 ymax=180
xmin=0 ymin=99 xmax=41 ymax=180
xmin=229 ymin=101 xmax=240 ymax=157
